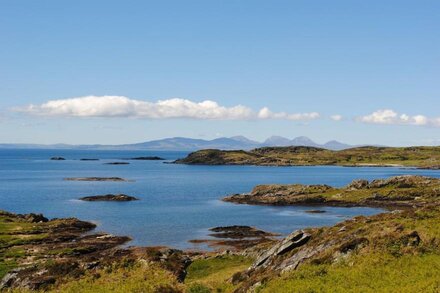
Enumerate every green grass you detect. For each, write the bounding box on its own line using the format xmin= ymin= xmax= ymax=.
xmin=257 ymin=253 xmax=440 ymax=293
xmin=185 ymin=255 xmax=253 ymax=292
xmin=51 ymin=263 xmax=182 ymax=293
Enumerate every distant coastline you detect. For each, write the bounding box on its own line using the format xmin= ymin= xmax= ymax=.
xmin=0 ymin=135 xmax=372 ymax=151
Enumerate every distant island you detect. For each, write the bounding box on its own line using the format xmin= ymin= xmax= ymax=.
xmin=174 ymin=146 xmax=440 ymax=169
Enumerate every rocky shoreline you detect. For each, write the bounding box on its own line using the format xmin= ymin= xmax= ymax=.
xmin=0 ymin=211 xmax=191 ymax=290
xmin=223 ymin=175 xmax=440 ymax=209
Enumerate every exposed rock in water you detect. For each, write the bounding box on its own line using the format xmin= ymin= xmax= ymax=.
xmin=79 ymin=194 xmax=139 ymax=201
xmin=209 ymin=225 xmax=278 ymax=239
xmin=105 ymin=162 xmax=130 ymax=165
xmin=80 ymin=158 xmax=99 ymax=161
xmin=305 ymin=210 xmax=326 ymax=214
xmin=129 ymin=156 xmax=165 ymax=160
xmin=189 ymin=226 xmax=278 ymax=251
xmin=50 ymin=157 xmax=65 ymax=160
xmin=64 ymin=177 xmax=128 ymax=182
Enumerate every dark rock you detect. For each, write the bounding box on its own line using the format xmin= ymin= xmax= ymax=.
xmin=339 ymin=237 xmax=369 ymax=253
xmin=209 ymin=226 xmax=277 ymax=239
xmin=64 ymin=177 xmax=128 ymax=182
xmin=79 ymin=194 xmax=139 ymax=202
xmin=80 ymin=158 xmax=99 ymax=161
xmin=23 ymin=213 xmax=49 ymax=223
xmin=305 ymin=210 xmax=326 ymax=214
xmin=105 ymin=162 xmax=130 ymax=165
xmin=50 ymin=157 xmax=65 ymax=160
xmin=129 ymin=156 xmax=165 ymax=160
xmin=252 ymin=230 xmax=311 ymax=269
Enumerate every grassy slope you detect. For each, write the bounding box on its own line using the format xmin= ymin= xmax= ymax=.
xmin=185 ymin=255 xmax=253 ymax=292
xmin=175 ymin=146 xmax=440 ymax=168
xmin=259 ymin=254 xmax=440 ymax=293
xmin=257 ymin=208 xmax=440 ymax=292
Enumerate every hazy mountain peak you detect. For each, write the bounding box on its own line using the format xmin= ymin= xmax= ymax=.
xmin=263 ymin=135 xmax=291 ymax=145
xmin=230 ymin=135 xmax=258 ymax=144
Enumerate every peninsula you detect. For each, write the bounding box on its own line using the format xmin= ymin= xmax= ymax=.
xmin=174 ymin=146 xmax=440 ymax=168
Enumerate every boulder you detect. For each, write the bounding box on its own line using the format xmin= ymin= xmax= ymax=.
xmin=346 ymin=179 xmax=369 ymax=190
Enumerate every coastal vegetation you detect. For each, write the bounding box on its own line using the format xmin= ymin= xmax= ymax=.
xmin=174 ymin=146 xmax=440 ymax=168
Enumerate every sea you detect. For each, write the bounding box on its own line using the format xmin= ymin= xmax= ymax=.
xmin=1 ymin=149 xmax=439 ymax=249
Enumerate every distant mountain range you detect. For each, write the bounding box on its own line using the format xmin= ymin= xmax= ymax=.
xmin=0 ymin=136 xmax=357 ymax=151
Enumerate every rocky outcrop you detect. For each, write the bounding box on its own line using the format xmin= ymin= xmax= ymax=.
xmin=223 ymin=175 xmax=440 ymax=208
xmin=80 ymin=158 xmax=99 ymax=161
xmin=79 ymin=194 xmax=139 ymax=201
xmin=50 ymin=157 xmax=65 ymax=160
xmin=0 ymin=211 xmax=190 ymax=290
xmin=346 ymin=179 xmax=369 ymax=189
xmin=64 ymin=177 xmax=128 ymax=182
xmin=251 ymin=230 xmax=311 ymax=269
xmin=105 ymin=162 xmax=130 ymax=165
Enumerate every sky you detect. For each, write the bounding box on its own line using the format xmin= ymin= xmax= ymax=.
xmin=0 ymin=0 xmax=439 ymax=146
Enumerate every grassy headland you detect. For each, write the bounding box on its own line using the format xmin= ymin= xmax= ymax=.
xmin=174 ymin=146 xmax=440 ymax=168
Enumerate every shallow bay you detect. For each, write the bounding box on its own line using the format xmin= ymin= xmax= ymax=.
xmin=1 ymin=149 xmax=439 ymax=249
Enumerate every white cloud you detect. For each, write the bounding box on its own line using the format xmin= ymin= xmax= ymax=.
xmin=257 ymin=107 xmax=319 ymax=120
xmin=330 ymin=114 xmax=343 ymax=121
xmin=359 ymin=109 xmax=440 ymax=127
xmin=15 ymin=95 xmax=321 ymax=121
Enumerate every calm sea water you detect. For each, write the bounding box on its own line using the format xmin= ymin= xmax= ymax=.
xmin=1 ymin=149 xmax=439 ymax=249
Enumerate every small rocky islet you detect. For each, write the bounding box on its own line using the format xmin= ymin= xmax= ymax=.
xmin=105 ymin=162 xmax=130 ymax=165
xmin=64 ymin=177 xmax=128 ymax=182
xmin=79 ymin=194 xmax=139 ymax=201
xmin=127 ymin=156 xmax=165 ymax=160
xmin=50 ymin=157 xmax=65 ymax=161
xmin=189 ymin=225 xmax=279 ymax=250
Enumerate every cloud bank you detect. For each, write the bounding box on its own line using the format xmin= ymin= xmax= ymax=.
xmin=15 ymin=96 xmax=320 ymax=121
xmin=359 ymin=109 xmax=440 ymax=127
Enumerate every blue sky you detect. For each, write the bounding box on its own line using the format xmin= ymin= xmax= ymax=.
xmin=0 ymin=0 xmax=439 ymax=145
